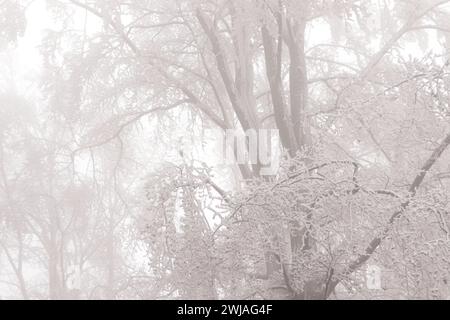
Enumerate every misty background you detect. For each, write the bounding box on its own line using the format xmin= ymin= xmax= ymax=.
xmin=1 ymin=0 xmax=450 ymax=300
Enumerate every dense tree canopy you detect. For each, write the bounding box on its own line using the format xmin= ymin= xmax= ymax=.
xmin=1 ymin=0 xmax=450 ymax=299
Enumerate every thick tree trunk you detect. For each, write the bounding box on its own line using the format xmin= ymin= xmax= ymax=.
xmin=286 ymin=19 xmax=311 ymax=148
xmin=262 ymin=23 xmax=298 ymax=156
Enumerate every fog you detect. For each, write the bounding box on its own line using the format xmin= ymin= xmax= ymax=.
xmin=1 ymin=0 xmax=450 ymax=300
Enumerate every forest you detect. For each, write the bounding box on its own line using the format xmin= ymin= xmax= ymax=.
xmin=1 ymin=0 xmax=450 ymax=300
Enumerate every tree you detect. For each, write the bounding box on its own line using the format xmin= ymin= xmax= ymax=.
xmin=2 ymin=0 xmax=450 ymax=299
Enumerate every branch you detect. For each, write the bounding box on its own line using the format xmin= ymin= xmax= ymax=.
xmin=72 ymin=99 xmax=190 ymax=154
xmin=68 ymin=0 xmax=139 ymax=54
xmin=408 ymin=133 xmax=450 ymax=195
xmin=204 ymin=177 xmax=231 ymax=204
xmin=329 ymin=132 xmax=450 ymax=296
xmin=196 ymin=8 xmax=253 ymax=131
xmin=361 ymin=0 xmax=450 ymax=78
xmin=67 ymin=0 xmax=227 ymax=130
xmin=306 ymin=56 xmax=360 ymax=73
xmin=408 ymin=24 xmax=450 ymax=33
xmin=261 ymin=11 xmax=298 ymax=154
